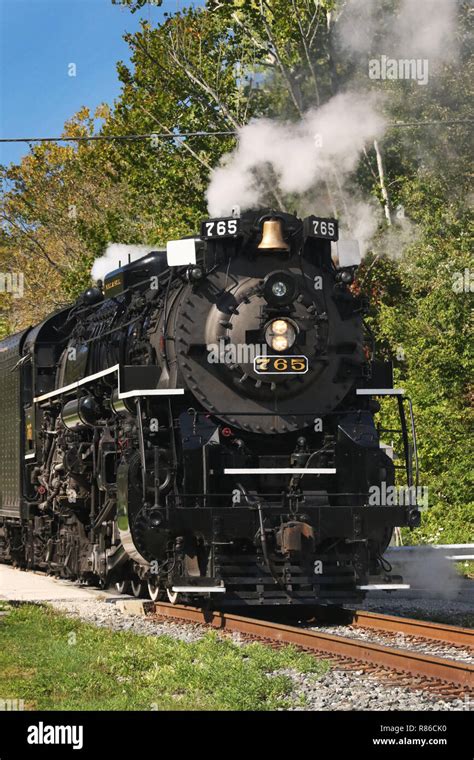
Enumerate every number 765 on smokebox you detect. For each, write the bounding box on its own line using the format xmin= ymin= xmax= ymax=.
xmin=254 ymin=356 xmax=309 ymax=374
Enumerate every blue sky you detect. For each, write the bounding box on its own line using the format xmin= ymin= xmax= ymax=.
xmin=0 ymin=0 xmax=202 ymax=166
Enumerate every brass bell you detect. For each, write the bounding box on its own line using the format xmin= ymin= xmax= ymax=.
xmin=257 ymin=219 xmax=290 ymax=252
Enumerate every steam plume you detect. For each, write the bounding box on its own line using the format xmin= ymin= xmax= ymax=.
xmin=206 ymin=92 xmax=386 ymax=225
xmin=91 ymin=243 xmax=155 ymax=282
xmin=206 ymin=0 xmax=460 ymax=254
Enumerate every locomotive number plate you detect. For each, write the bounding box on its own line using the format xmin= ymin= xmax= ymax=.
xmin=304 ymin=215 xmax=339 ymax=241
xmin=200 ymin=217 xmax=241 ymax=239
xmin=254 ymin=355 xmax=309 ymax=374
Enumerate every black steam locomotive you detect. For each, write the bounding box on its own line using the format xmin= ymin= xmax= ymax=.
xmin=0 ymin=209 xmax=420 ymax=607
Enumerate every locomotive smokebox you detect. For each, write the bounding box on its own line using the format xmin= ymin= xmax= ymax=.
xmin=258 ymin=218 xmax=290 ymax=252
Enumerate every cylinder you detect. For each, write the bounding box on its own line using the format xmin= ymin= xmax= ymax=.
xmin=109 ymin=388 xmax=136 ymax=417
xmin=61 ymin=395 xmax=101 ymax=430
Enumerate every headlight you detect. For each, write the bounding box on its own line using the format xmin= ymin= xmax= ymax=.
xmin=271 ymin=319 xmax=289 ymax=335
xmin=272 ymin=335 xmax=290 ymax=351
xmin=265 ymin=319 xmax=296 ymax=352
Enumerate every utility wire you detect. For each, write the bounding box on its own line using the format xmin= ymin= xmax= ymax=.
xmin=0 ymin=131 xmax=237 ymax=143
xmin=0 ymin=120 xmax=472 ymax=144
xmin=389 ymin=119 xmax=473 ymax=127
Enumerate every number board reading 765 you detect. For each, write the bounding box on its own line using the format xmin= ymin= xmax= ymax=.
xmin=200 ymin=218 xmax=241 ymax=239
xmin=254 ymin=356 xmax=309 ymax=374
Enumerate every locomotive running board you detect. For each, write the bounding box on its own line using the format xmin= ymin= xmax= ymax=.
xmin=356 ymin=389 xmax=405 ymax=395
xmin=224 ymin=468 xmax=336 ymax=475
xmin=171 ymin=586 xmax=226 ymax=593
xmin=356 ymin=584 xmax=411 ymax=590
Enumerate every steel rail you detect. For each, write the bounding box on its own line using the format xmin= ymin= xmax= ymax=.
xmin=152 ymin=602 xmax=474 ymax=688
xmin=350 ymin=610 xmax=474 ymax=647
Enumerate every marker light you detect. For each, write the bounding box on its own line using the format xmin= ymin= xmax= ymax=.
xmin=263 ymin=271 xmax=297 ymax=306
xmin=271 ymin=281 xmax=287 ymax=297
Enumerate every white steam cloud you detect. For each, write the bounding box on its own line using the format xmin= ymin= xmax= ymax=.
xmin=206 ymin=91 xmax=386 ymax=224
xmin=91 ymin=243 xmax=156 ymax=282
xmin=389 ymin=549 xmax=463 ymax=599
xmin=337 ymin=0 xmax=458 ymax=64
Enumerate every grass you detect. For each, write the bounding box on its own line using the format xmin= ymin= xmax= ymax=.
xmin=0 ymin=603 xmax=330 ymax=711
xmin=456 ymin=561 xmax=474 ymax=579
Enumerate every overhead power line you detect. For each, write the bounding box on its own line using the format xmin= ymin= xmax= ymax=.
xmin=0 ymin=130 xmax=237 ymax=144
xmin=0 ymin=120 xmax=472 ymax=144
xmin=389 ymin=119 xmax=473 ymax=128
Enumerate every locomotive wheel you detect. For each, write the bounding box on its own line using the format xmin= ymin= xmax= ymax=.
xmin=131 ymin=580 xmax=145 ymax=598
xmin=147 ymin=577 xmax=164 ymax=602
xmin=115 ymin=580 xmax=132 ymax=595
xmin=166 ymin=588 xmax=180 ymax=604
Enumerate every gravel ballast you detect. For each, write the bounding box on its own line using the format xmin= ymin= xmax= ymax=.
xmin=50 ymin=599 xmax=205 ymax=643
xmin=306 ymin=623 xmax=474 ymax=664
xmin=270 ymin=667 xmax=472 ymax=711
xmin=359 ymin=596 xmax=474 ymax=626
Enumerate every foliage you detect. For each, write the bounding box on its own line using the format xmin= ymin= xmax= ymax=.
xmin=111 ymin=0 xmax=163 ymax=11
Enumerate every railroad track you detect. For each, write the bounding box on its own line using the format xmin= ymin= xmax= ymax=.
xmin=151 ymin=602 xmax=474 ymax=697
xmin=349 ymin=610 xmax=473 ymax=647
